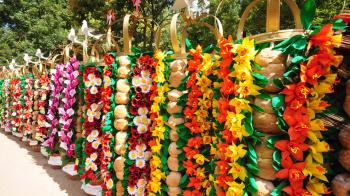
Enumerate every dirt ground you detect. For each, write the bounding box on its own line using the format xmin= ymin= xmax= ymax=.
xmin=0 ymin=131 xmax=86 ymax=196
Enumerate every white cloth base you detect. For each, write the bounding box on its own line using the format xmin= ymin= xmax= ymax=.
xmin=62 ymin=163 xmax=78 ymax=176
xmin=81 ymin=183 xmax=102 ymax=196
xmin=48 ymin=155 xmax=62 ymax=166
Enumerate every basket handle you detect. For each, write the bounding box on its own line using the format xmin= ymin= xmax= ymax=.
xmin=123 ymin=14 xmax=132 ymax=55
xmin=236 ymin=0 xmax=302 ymax=39
xmin=170 ymin=13 xmax=223 ymax=57
xmin=90 ymin=45 xmax=100 ymax=65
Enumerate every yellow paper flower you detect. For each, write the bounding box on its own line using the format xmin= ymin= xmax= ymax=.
xmin=193 ymin=154 xmax=209 ymax=165
xmin=226 ymin=181 xmax=245 ymax=196
xmin=229 ymin=162 xmax=247 ymax=181
xmin=302 ymin=155 xmax=328 ymax=182
xmin=225 ymin=143 xmax=247 ymax=162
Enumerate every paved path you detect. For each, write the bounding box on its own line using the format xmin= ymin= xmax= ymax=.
xmin=0 ymin=131 xmax=85 ymax=196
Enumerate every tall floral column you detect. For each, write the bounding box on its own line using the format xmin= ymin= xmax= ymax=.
xmin=100 ymin=52 xmax=118 ymax=196
xmin=3 ymin=79 xmax=11 ymax=133
xmin=10 ymin=78 xmax=21 ymax=135
xmin=112 ymin=55 xmax=131 ymax=195
xmin=124 ymin=54 xmax=154 ymax=195
xmin=23 ymin=74 xmax=34 ymax=142
xmin=80 ymin=65 xmax=103 ymax=186
xmin=43 ymin=64 xmax=64 ymax=166
xmin=35 ymin=74 xmax=50 ymax=144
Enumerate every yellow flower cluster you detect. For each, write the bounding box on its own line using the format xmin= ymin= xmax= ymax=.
xmin=148 ymin=50 xmax=169 ymax=194
xmin=224 ymin=38 xmax=258 ymax=195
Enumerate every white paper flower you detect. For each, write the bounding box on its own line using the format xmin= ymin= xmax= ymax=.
xmin=87 ymin=104 xmax=101 ymax=122
xmin=136 ymin=143 xmax=146 ymax=152
xmin=132 ymin=76 xmax=141 ymax=87
xmin=92 ymin=140 xmax=100 ymax=149
xmin=137 ymin=124 xmax=147 ymax=134
xmin=141 ymin=84 xmax=151 ymax=93
xmin=135 ymin=159 xmax=146 ymax=169
xmin=85 ymin=73 xmax=102 ymax=94
xmin=133 ymin=116 xmax=142 ymax=126
xmin=128 ymin=150 xmax=138 ymax=160
xmin=144 ymin=151 xmax=152 ymax=161
xmin=137 ymin=107 xmax=148 ymax=116
xmin=141 ymin=70 xmax=150 ymax=78
xmin=106 ymin=178 xmax=113 ymax=189
xmin=137 ymin=150 xmax=145 ymax=159
xmin=127 ymin=186 xmax=137 ymax=195
xmin=137 ymin=178 xmax=147 ymax=188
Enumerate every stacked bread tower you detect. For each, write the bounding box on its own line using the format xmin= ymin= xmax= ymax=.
xmin=164 ymin=59 xmax=186 ymax=196
xmin=252 ymin=47 xmax=286 ymax=194
xmin=331 ymin=80 xmax=350 ymax=196
xmin=113 ymin=55 xmax=131 ymax=195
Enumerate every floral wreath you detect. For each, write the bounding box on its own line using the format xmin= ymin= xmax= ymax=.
xmin=42 ymin=64 xmax=64 ymax=154
xmin=147 ymin=50 xmax=171 ymax=194
xmin=100 ymin=52 xmax=118 ymax=195
xmin=10 ymin=78 xmax=22 ymax=133
xmin=35 ymin=73 xmax=50 ymax=143
xmin=125 ymin=53 xmax=154 ymax=195
xmin=268 ymin=9 xmax=345 ymax=195
xmin=80 ymin=64 xmax=103 ymax=183
xmin=23 ymin=74 xmax=34 ymax=140
xmin=58 ymin=58 xmax=80 ymax=158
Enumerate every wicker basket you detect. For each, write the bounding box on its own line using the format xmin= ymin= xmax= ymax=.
xmin=49 ymin=154 xmax=62 ymax=169
xmin=89 ymin=177 xmax=103 ymax=186
xmin=31 ymin=145 xmax=40 ymax=152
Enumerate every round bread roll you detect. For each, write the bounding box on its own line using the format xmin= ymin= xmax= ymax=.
xmin=168 ymin=89 xmax=183 ymax=102
xmin=114 ymin=105 xmax=128 ymax=119
xmin=332 ymin=173 xmax=350 ymax=196
xmin=255 ymin=143 xmax=274 ymax=159
xmin=115 ymin=92 xmax=129 ymax=105
xmin=116 ymin=79 xmax=130 ymax=93
xmin=253 ymin=112 xmax=281 ymax=134
xmin=167 ymin=116 xmax=184 ymax=130
xmin=169 ymin=71 xmax=186 ymax=88
xmin=114 ymin=144 xmax=126 ymax=155
xmin=33 ymin=105 xmax=39 ymax=111
xmin=254 ymin=97 xmax=274 ymax=114
xmin=257 ymin=158 xmax=276 ymax=181
xmin=115 ymin=132 xmax=128 ymax=145
xmin=116 ymin=181 xmax=124 ymax=196
xmin=114 ymin=157 xmax=125 ymax=173
xmin=169 ymin=142 xmax=182 ymax=157
xmin=116 ymin=171 xmax=124 ymax=180
xmin=344 ymin=80 xmax=350 ymax=117
xmin=166 ymin=172 xmax=182 ymax=187
xmin=119 ymin=56 xmax=130 ymax=67
xmin=170 ymin=60 xmax=185 ymax=72
xmin=167 ymin=102 xmax=183 ymax=114
xmin=114 ymin=118 xmax=128 ymax=131
xmin=255 ymin=47 xmax=285 ymax=67
xmin=339 ymin=127 xmax=350 ymax=149
xmin=169 ymin=129 xmax=179 ymax=142
xmin=117 ymin=65 xmax=131 ymax=79
xmin=339 ymin=149 xmax=350 ymax=172
xmin=255 ymin=177 xmax=275 ymax=196
xmin=168 ymin=157 xmax=179 ymax=171
xmin=257 ymin=63 xmax=285 ymax=93
xmin=168 ymin=186 xmax=182 ymax=196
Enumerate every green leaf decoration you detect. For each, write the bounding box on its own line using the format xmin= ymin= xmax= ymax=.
xmin=291 ymin=55 xmax=306 ymax=64
xmin=186 ymin=38 xmax=193 ymax=50
xmin=258 ymin=92 xmax=272 ymax=100
xmin=271 ymin=94 xmax=284 ymax=109
xmin=179 ymin=174 xmax=188 ymax=188
xmin=273 ymin=35 xmax=302 ymax=51
xmin=252 ymin=72 xmax=268 ymax=87
xmin=292 ymin=38 xmax=307 ymax=50
xmin=283 ymin=65 xmax=300 ymax=79
xmin=271 ymin=181 xmax=288 ymax=196
xmin=332 ymin=18 xmax=348 ymax=30
xmin=272 ymin=78 xmax=284 ymax=90
xmin=250 ymin=104 xmax=265 ymax=113
xmin=244 ymin=119 xmax=254 ymax=135
xmin=301 ymin=0 xmax=316 ymax=30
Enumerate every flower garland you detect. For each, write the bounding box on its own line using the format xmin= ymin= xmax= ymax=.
xmin=18 ymin=76 xmax=26 ymax=135
xmin=43 ymin=64 xmax=64 ymax=153
xmin=125 ymin=54 xmax=154 ymax=195
xmin=23 ymin=74 xmax=34 ymax=140
xmin=273 ymin=24 xmax=343 ymax=195
xmin=147 ymin=50 xmax=171 ymax=194
xmin=212 ymin=37 xmax=263 ymax=195
xmin=10 ymin=78 xmax=21 ymax=134
xmin=3 ymin=79 xmax=11 ymax=132
xmin=35 ymin=74 xmax=50 ymax=143
xmin=174 ymin=45 xmax=216 ymax=195
xmin=100 ymin=53 xmax=118 ymax=195
xmin=0 ymin=79 xmax=4 ymax=128
xmin=58 ymin=58 xmax=80 ymax=158
xmin=80 ymin=64 xmax=103 ymax=183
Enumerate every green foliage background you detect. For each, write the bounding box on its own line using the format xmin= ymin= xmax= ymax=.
xmin=0 ymin=0 xmax=348 ymax=65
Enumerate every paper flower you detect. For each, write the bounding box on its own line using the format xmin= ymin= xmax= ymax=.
xmin=87 ymin=103 xmax=101 ymax=122
xmin=85 ymin=73 xmax=102 ymax=94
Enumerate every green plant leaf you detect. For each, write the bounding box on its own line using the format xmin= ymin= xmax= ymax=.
xmin=250 ymin=104 xmax=265 ymax=113
xmin=291 ymin=55 xmax=306 ymax=64
xmin=292 ymin=38 xmax=307 ymax=50
xmin=301 ymin=0 xmax=316 ymax=30
xmin=272 ymin=78 xmax=284 ymax=90
xmin=186 ymin=38 xmax=193 ymax=50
